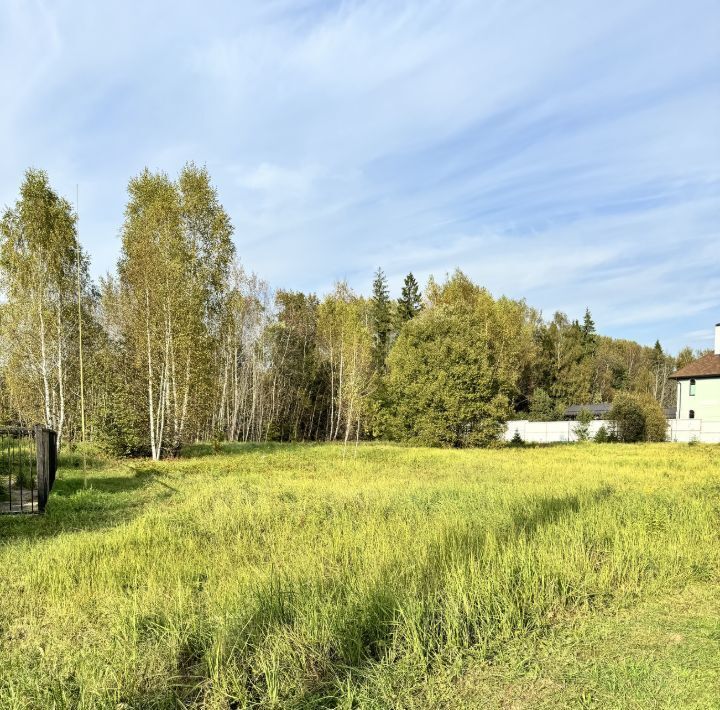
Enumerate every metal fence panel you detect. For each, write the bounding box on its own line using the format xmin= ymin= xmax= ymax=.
xmin=1 ymin=426 xmax=58 ymax=514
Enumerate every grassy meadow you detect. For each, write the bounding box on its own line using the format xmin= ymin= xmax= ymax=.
xmin=0 ymin=442 xmax=718 ymax=709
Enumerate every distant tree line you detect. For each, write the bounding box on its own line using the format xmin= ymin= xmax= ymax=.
xmin=0 ymin=168 xmax=705 ymax=456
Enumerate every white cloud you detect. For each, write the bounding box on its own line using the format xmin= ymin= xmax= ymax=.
xmin=1 ymin=0 xmax=718 ymax=351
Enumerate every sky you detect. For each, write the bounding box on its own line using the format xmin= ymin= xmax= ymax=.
xmin=1 ymin=0 xmax=719 ymax=353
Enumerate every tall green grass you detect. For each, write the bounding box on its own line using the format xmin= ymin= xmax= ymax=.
xmin=0 ymin=443 xmax=718 ymax=708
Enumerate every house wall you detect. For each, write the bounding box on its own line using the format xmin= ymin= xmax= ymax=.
xmin=504 ymin=418 xmax=720 ymax=444
xmin=676 ymin=377 xmax=720 ymax=419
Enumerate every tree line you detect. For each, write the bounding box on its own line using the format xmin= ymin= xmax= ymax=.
xmin=0 ymin=168 xmax=704 ymax=456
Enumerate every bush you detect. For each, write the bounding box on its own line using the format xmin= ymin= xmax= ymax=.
xmin=643 ymin=399 xmax=669 ymax=442
xmin=573 ymin=407 xmax=594 ymax=442
xmin=594 ymin=424 xmax=610 ymax=443
xmin=383 ymin=285 xmax=517 ymax=448
xmin=609 ymin=393 xmax=667 ymax=443
xmin=510 ymin=430 xmax=523 ymax=446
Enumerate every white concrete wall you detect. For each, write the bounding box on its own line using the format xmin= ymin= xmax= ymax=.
xmin=667 ymin=418 xmax=720 ymax=443
xmin=504 ymin=419 xmax=720 ymax=444
xmin=676 ymin=378 xmax=720 ymax=420
xmin=504 ymin=419 xmax=609 ymax=444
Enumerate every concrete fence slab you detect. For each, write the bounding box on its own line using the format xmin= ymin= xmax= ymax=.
xmin=505 ymin=418 xmax=720 ymax=444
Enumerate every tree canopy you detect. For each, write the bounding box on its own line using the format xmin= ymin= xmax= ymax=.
xmin=0 ymin=167 xmax=692 ymax=453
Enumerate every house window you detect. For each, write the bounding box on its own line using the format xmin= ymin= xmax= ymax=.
xmin=689 ymin=379 xmax=696 ymax=396
xmin=689 ymin=410 xmax=695 ymax=419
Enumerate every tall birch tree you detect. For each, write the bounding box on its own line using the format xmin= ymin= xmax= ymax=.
xmin=0 ymin=169 xmax=91 ymax=448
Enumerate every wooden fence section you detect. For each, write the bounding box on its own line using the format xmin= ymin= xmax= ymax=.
xmin=0 ymin=426 xmax=58 ymax=514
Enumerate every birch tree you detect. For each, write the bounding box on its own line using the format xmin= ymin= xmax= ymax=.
xmin=111 ymin=165 xmax=235 ymax=458
xmin=0 ymin=169 xmax=91 ymax=448
xmin=317 ymin=284 xmax=374 ymax=442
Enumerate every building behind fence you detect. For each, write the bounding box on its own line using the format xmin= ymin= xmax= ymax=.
xmin=0 ymin=426 xmax=58 ymax=514
xmin=504 ymin=419 xmax=720 ymax=444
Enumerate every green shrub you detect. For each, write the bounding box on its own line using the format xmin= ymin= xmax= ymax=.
xmin=643 ymin=399 xmax=669 ymax=442
xmin=383 ymin=282 xmax=516 ymax=448
xmin=573 ymin=407 xmax=594 ymax=442
xmin=609 ymin=392 xmax=667 ymax=443
xmin=510 ymin=430 xmax=523 ymax=446
xmin=594 ymin=424 xmax=610 ymax=443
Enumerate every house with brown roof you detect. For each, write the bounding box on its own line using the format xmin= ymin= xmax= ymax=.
xmin=669 ymin=323 xmax=720 ymax=420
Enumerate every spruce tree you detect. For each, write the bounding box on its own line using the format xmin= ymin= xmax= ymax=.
xmin=581 ymin=307 xmax=597 ymax=356
xmin=370 ymin=268 xmax=392 ymax=371
xmin=652 ymin=340 xmax=664 ymax=367
xmin=397 ymin=272 xmax=422 ymax=322
xmin=581 ymin=307 xmax=596 ymax=340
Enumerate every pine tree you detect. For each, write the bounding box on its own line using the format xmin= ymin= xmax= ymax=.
xmin=397 ymin=272 xmax=422 ymax=322
xmin=370 ymin=268 xmax=392 ymax=371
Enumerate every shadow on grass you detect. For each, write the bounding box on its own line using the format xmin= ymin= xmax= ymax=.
xmin=0 ymin=465 xmax=177 ymax=543
xmin=251 ymin=488 xmax=612 ymax=707
xmin=181 ymin=441 xmax=269 ymax=458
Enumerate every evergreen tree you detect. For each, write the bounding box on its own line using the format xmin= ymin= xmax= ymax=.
xmin=581 ymin=307 xmax=596 ymax=354
xmin=652 ymin=340 xmax=664 ymax=367
xmin=397 ymin=272 xmax=422 ymax=322
xmin=370 ymin=268 xmax=392 ymax=371
xmin=581 ymin=307 xmax=596 ymax=339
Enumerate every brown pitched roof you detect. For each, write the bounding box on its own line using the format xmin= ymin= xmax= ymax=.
xmin=669 ymin=353 xmax=720 ymax=379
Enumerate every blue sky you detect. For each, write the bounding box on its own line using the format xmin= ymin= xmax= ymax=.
xmin=2 ymin=0 xmax=719 ymax=353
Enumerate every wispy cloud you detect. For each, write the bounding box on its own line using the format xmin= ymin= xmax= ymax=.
xmin=1 ymin=0 xmax=718 ymax=352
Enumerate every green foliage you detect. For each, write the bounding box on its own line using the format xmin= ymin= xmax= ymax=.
xmin=0 ymin=168 xmax=698 ymax=454
xmin=370 ymin=268 xmax=392 ymax=372
xmin=396 ymin=272 xmax=422 ymax=323
xmin=610 ymin=393 xmax=646 ymax=442
xmin=110 ymin=164 xmax=235 ymax=459
xmin=573 ymin=407 xmax=594 ymax=442
xmin=317 ymin=283 xmax=375 ymax=442
xmin=609 ymin=392 xmax=667 ymax=443
xmin=0 ymin=168 xmax=92 ymax=448
xmin=676 ymin=346 xmax=697 ymax=370
xmin=510 ymin=429 xmax=523 ymax=446
xmin=267 ymin=291 xmax=327 ymax=441
xmin=581 ymin=307 xmax=597 ymax=352
xmin=594 ymin=424 xmax=610 ymax=443
xmin=643 ymin=397 xmax=669 ymax=442
xmin=528 ymin=387 xmax=557 ymax=421
xmin=384 ymin=272 xmax=532 ymax=447
xmin=92 ymin=400 xmax=151 ymax=458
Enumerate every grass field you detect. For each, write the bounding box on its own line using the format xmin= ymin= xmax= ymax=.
xmin=0 ymin=443 xmax=718 ymax=709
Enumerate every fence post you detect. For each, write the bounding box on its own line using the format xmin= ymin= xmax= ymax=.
xmin=48 ymin=430 xmax=57 ymax=491
xmin=35 ymin=426 xmax=49 ymax=512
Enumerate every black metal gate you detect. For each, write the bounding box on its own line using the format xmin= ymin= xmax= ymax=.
xmin=0 ymin=426 xmax=58 ymax=514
